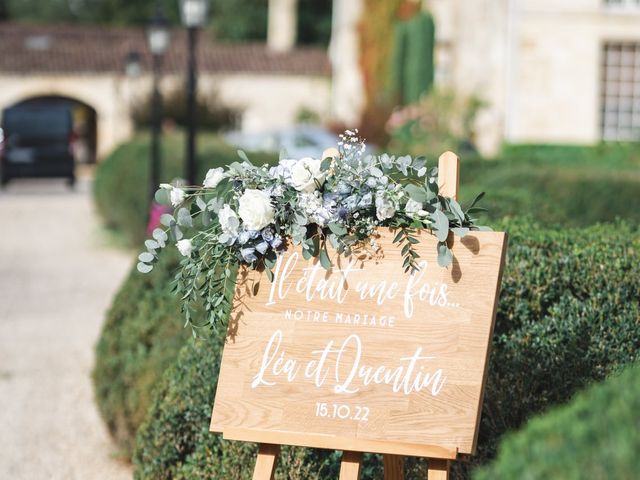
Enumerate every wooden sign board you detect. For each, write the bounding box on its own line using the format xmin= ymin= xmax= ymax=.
xmin=211 ymin=228 xmax=507 ymax=459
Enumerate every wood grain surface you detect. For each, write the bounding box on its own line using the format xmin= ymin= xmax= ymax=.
xmin=211 ymin=228 xmax=506 ymax=457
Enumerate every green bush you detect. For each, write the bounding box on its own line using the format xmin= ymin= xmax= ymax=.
xmin=474 ymin=361 xmax=640 ymax=480
xmin=93 ymin=250 xmax=188 ymax=457
xmin=93 ymin=133 xmax=277 ymax=246
xmin=456 ymin=145 xmax=640 ymax=227
xmin=390 ymin=12 xmax=435 ymax=105
xmin=130 ymin=219 xmax=640 ymax=478
xmin=131 ymin=88 xmax=239 ymax=132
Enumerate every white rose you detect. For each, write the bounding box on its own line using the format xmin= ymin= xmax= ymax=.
xmin=375 ymin=197 xmax=396 ymax=221
xmin=218 ymin=204 xmax=240 ymax=237
xmin=238 ymin=189 xmax=275 ymax=230
xmin=203 ymin=168 xmax=225 ymax=188
xmin=176 ymin=239 xmax=193 ymax=257
xmin=404 ymin=198 xmax=427 ymax=217
xmin=170 ymin=188 xmax=186 ymax=207
xmin=289 ymin=157 xmax=326 ymax=193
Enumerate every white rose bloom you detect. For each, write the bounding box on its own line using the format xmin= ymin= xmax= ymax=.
xmin=269 ymin=159 xmax=297 ymax=180
xmin=375 ymin=197 xmax=396 ymax=221
xmin=218 ymin=204 xmax=240 ymax=237
xmin=405 ymin=198 xmax=423 ymax=216
xmin=203 ymin=167 xmax=225 ymax=188
xmin=289 ymin=157 xmax=326 ymax=193
xmin=238 ymin=189 xmax=275 ymax=230
xmin=170 ymin=188 xmax=186 ymax=207
xmin=169 ymin=188 xmax=187 ymax=207
xmin=176 ymin=239 xmax=193 ymax=257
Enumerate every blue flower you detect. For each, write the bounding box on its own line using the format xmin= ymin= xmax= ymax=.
xmin=261 ymin=227 xmax=275 ymax=242
xmin=237 ymin=230 xmax=252 ymax=245
xmin=336 ymin=182 xmax=352 ymax=195
xmin=240 ymin=247 xmax=258 ymax=263
xmin=255 ymin=241 xmax=270 ymax=255
xmin=338 ymin=207 xmax=349 ymax=220
xmin=358 ymin=192 xmax=373 ymax=207
xmin=270 ymin=236 xmax=283 ymax=249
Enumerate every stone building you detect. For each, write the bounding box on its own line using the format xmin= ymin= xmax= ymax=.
xmin=0 ymin=22 xmax=330 ymax=160
xmin=330 ymin=0 xmax=640 ymax=155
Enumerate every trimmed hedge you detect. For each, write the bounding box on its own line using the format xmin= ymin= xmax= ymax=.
xmin=474 ymin=361 xmax=640 ymax=479
xmin=92 ymin=250 xmax=188 ymax=456
xmin=457 ymin=143 xmax=640 ymax=228
xmin=129 ymin=219 xmax=640 ymax=478
xmin=93 ymin=133 xmax=277 ymax=246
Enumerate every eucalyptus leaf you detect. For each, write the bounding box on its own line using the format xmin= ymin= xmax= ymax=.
xmin=237 ymin=149 xmax=250 ymax=163
xmin=177 ymin=208 xmax=193 ymax=228
xmin=202 ymin=209 xmax=211 ymax=226
xmin=195 ymin=196 xmax=207 ymax=211
xmin=137 ymin=262 xmax=153 ymax=273
xmin=319 ymin=248 xmax=332 ymax=272
xmin=160 ymin=213 xmax=175 ymax=227
xmin=145 ymin=239 xmax=159 ymax=250
xmin=448 ymin=199 xmax=465 ymax=222
xmin=405 ymin=184 xmax=428 ymax=203
xmin=437 ymin=242 xmax=453 ymax=267
xmin=152 ymin=228 xmax=167 ymax=247
xmin=154 ymin=188 xmax=170 ymax=205
xmin=138 ymin=252 xmax=154 ymax=263
xmin=433 ymin=209 xmax=450 ymax=242
xmin=452 ymin=227 xmax=470 ymax=237
xmin=328 ymin=222 xmax=347 ymax=236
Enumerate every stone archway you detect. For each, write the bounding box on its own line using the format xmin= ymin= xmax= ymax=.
xmin=8 ymin=95 xmax=99 ymax=164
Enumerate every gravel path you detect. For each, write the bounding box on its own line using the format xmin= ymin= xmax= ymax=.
xmin=0 ymin=178 xmax=133 ymax=480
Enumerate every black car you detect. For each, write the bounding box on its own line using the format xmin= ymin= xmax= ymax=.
xmin=0 ymin=105 xmax=76 ymax=186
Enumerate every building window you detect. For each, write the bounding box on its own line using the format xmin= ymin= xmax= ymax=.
xmin=601 ymin=42 xmax=640 ymax=141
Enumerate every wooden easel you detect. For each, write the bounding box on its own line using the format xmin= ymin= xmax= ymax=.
xmin=249 ymin=152 xmax=460 ymax=480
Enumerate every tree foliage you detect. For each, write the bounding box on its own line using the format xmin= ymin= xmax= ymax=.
xmin=2 ymin=0 xmax=332 ymax=45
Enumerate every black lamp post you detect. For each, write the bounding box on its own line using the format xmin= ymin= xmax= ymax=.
xmin=147 ymin=7 xmax=171 ymax=201
xmin=179 ymin=0 xmax=209 ymax=186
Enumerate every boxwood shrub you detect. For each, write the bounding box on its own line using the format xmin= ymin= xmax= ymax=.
xmin=130 ymin=219 xmax=640 ymax=478
xmin=92 ymin=250 xmax=188 ymax=457
xmin=474 ymin=361 xmax=640 ymax=479
xmin=93 ymin=133 xmax=277 ymax=246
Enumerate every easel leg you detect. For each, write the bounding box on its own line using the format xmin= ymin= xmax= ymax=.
xmin=383 ymin=454 xmax=404 ymax=480
xmin=427 ymin=458 xmax=450 ymax=480
xmin=252 ymin=443 xmax=280 ymax=480
xmin=339 ymin=450 xmax=363 ymax=480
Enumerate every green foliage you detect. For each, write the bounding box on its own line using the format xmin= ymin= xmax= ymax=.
xmin=457 ymin=218 xmax=640 ymax=478
xmin=457 ymin=144 xmax=640 ymax=227
xmin=92 ymin=250 xmax=189 ymax=457
xmin=474 ymin=361 xmax=640 ymax=480
xmin=390 ymin=12 xmax=435 ymax=105
xmin=131 ymin=88 xmax=239 ymax=132
xmin=132 ymin=336 xmax=351 ymax=480
xmin=129 ymin=219 xmax=640 ymax=479
xmin=2 ymin=0 xmax=332 ymax=45
xmin=93 ymin=133 xmax=277 ymax=246
xmin=387 ymin=89 xmax=484 ymax=157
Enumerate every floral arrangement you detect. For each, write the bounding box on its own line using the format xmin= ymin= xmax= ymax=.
xmin=138 ymin=130 xmax=488 ymax=335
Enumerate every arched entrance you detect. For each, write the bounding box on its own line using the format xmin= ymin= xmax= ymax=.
xmin=7 ymin=95 xmax=98 ymax=164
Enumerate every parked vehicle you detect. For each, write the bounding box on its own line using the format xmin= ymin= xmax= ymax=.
xmin=0 ymin=105 xmax=76 ymax=186
xmin=225 ymin=125 xmax=342 ymax=159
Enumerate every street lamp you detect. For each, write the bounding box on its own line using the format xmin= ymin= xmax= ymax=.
xmin=147 ymin=7 xmax=170 ymax=201
xmin=179 ymin=0 xmax=209 ymax=185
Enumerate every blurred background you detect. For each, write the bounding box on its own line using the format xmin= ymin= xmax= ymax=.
xmin=0 ymin=1 xmax=638 ymax=479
